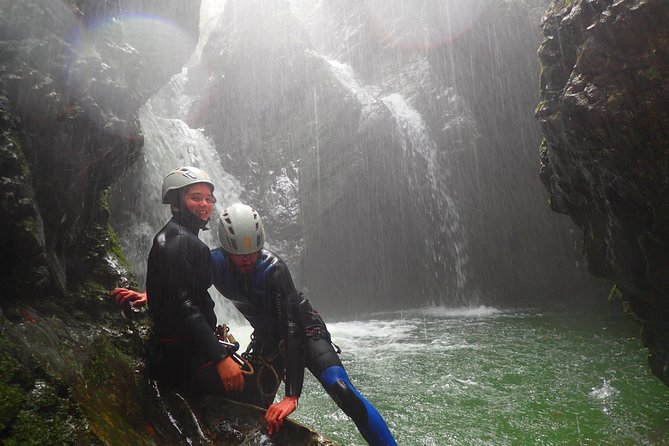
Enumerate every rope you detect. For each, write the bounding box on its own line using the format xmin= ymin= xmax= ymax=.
xmin=252 ymin=355 xmax=281 ymax=400
xmin=242 ymin=334 xmax=284 ymax=401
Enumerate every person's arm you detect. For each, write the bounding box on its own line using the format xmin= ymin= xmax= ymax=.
xmin=111 ymin=287 xmax=243 ymax=391
xmin=216 ymin=356 xmax=244 ymax=392
xmin=164 ymin=235 xmax=244 ymax=391
xmin=274 ymin=263 xmax=305 ymax=398
xmin=264 ymin=263 xmax=304 ymax=433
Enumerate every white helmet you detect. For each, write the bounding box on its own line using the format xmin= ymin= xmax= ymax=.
xmin=218 ymin=203 xmax=265 ymax=254
xmin=161 ymin=166 xmax=214 ymax=204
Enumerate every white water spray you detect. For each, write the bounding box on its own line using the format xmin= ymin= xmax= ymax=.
xmin=110 ymin=1 xmax=248 ymax=324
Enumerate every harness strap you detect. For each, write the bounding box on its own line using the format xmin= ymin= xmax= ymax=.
xmin=305 ymin=327 xmax=341 ymax=354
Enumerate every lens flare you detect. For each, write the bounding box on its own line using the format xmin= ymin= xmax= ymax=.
xmin=364 ymin=0 xmax=486 ymax=50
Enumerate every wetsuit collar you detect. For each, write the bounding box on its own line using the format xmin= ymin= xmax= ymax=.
xmin=173 ymin=209 xmax=209 ymax=234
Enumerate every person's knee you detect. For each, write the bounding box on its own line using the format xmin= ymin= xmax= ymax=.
xmin=306 ymin=337 xmax=341 ymax=376
xmin=329 ymin=379 xmax=368 ymax=422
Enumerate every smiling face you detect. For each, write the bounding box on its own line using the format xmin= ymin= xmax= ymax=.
xmin=182 ymin=183 xmax=215 ymax=221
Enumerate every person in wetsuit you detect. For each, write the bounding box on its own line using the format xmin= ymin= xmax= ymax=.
xmin=213 ymin=203 xmax=397 ymax=446
xmin=138 ymin=166 xmax=244 ymax=395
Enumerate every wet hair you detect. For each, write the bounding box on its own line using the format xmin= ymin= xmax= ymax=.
xmin=165 ymin=189 xmax=183 ymax=214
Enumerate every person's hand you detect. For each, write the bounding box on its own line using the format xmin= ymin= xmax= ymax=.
xmin=265 ymin=395 xmax=298 ymax=435
xmin=111 ymin=288 xmax=147 ymax=308
xmin=216 ymin=356 xmax=244 ymax=392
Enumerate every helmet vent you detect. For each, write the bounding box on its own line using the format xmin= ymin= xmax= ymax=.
xmin=230 ymin=239 xmax=238 ymax=250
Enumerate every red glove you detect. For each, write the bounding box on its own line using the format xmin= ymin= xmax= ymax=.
xmin=265 ymin=395 xmax=298 ymax=435
xmin=111 ymin=288 xmax=147 ymax=308
xmin=216 ymin=356 xmax=244 ymax=392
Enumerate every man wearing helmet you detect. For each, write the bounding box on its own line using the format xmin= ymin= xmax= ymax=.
xmin=121 ymin=166 xmax=244 ymax=396
xmin=212 ymin=203 xmax=396 ymax=446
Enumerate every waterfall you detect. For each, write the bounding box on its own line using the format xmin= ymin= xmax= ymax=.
xmin=111 ymin=79 xmax=246 ymax=322
xmin=320 ymin=54 xmax=470 ymax=300
xmin=109 ymin=0 xmax=250 ymax=323
xmin=381 ymin=93 xmax=469 ymax=292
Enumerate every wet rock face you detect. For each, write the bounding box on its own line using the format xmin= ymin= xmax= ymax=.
xmin=0 ymin=0 xmax=201 ymax=297
xmin=537 ymin=0 xmax=669 ymax=385
xmin=0 ymin=307 xmax=336 ymax=445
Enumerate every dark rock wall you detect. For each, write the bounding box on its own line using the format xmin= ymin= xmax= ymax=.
xmin=0 ymin=0 xmax=208 ymax=443
xmin=537 ymin=0 xmax=669 ymax=385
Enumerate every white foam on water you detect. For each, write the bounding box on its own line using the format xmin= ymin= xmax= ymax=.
xmin=419 ymin=305 xmax=502 ymax=318
xmin=589 ymin=379 xmax=620 ymax=400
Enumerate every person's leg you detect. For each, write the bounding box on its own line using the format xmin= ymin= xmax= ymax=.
xmin=306 ymin=336 xmax=397 ymax=446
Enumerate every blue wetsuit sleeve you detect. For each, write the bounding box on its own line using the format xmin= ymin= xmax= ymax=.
xmin=320 ymin=366 xmax=397 ymax=446
xmin=210 ymin=248 xmax=227 ymax=293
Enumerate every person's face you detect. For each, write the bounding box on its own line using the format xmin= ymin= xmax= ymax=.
xmin=228 ymin=251 xmax=260 ymax=273
xmin=182 ymin=183 xmax=215 ymax=221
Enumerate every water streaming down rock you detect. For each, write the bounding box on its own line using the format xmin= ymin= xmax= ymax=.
xmin=315 ymin=53 xmax=470 ymax=301
xmin=323 ymin=53 xmax=470 ymax=296
xmin=381 ymin=92 xmax=469 ymax=293
xmin=172 ymin=0 xmax=604 ymax=318
xmin=103 ymin=0 xmax=601 ymax=317
xmin=109 ymin=71 xmax=246 ymax=322
xmin=105 ymin=2 xmax=233 ymax=318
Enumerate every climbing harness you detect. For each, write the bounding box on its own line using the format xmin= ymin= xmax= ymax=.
xmin=215 ymin=324 xmax=254 ymax=375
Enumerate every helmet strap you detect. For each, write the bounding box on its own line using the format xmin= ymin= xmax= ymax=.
xmin=171 ymin=189 xmax=209 ymax=231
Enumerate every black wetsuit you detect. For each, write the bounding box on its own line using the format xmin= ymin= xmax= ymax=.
xmin=210 ymin=248 xmax=326 ymax=403
xmin=145 ymin=212 xmax=228 ymax=393
xmin=210 ymin=248 xmax=397 ymax=446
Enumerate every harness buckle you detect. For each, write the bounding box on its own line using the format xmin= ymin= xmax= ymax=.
xmin=305 ymin=327 xmax=321 ymax=341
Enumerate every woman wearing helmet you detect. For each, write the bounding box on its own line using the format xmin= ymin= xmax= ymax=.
xmin=142 ymin=167 xmax=243 ymax=395
xmin=211 ymin=203 xmax=397 ymax=446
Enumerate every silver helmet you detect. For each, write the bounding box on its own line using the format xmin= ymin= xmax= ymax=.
xmin=161 ymin=166 xmax=214 ymax=204
xmin=217 ymin=203 xmax=265 ymax=254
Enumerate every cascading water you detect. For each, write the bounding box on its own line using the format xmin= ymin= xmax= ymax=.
xmin=111 ymin=88 xmax=245 ymax=323
xmin=319 ymin=52 xmax=471 ymax=303
xmin=109 ymin=57 xmax=249 ymax=327
xmin=381 ymin=92 xmax=469 ymax=293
